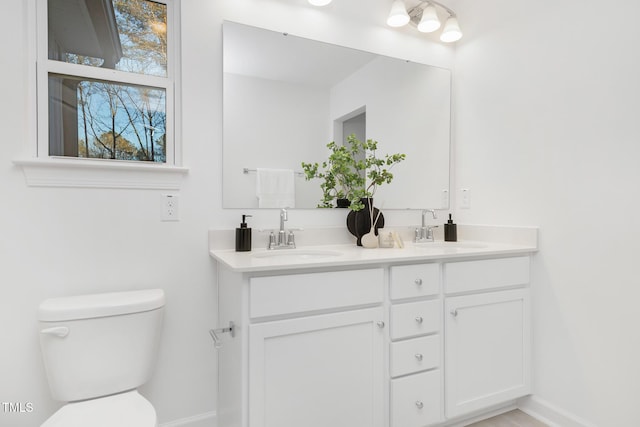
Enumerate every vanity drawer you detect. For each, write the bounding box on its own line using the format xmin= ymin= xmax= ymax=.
xmin=390 ymin=263 xmax=439 ymax=300
xmin=390 ymin=335 xmax=440 ymax=378
xmin=444 ymin=256 xmax=530 ymax=295
xmin=390 ymin=300 xmax=440 ymax=340
xmin=249 ymin=268 xmax=384 ymax=318
xmin=391 ymin=370 xmax=442 ymax=427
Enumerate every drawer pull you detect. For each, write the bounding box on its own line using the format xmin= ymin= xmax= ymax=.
xmin=414 ymin=278 xmax=423 ymax=286
xmin=415 ymin=401 xmax=424 ymax=409
xmin=415 ymin=316 xmax=423 ymax=324
xmin=377 ymin=321 xmax=385 ymax=329
xmin=450 ymin=309 xmax=458 ymax=317
xmin=415 ymin=353 xmax=423 ymax=361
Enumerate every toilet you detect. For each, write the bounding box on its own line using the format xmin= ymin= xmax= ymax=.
xmin=38 ymin=289 xmax=165 ymax=427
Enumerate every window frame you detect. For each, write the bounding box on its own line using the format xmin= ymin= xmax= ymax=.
xmin=18 ymin=0 xmax=186 ymax=189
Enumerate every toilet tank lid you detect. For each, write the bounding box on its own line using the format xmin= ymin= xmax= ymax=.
xmin=38 ymin=289 xmax=165 ymax=321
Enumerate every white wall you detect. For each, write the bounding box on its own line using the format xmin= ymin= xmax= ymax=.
xmin=453 ymin=0 xmax=640 ymax=425
xmin=0 ymin=1 xmax=453 ymax=426
xmin=1 ymin=2 xmax=219 ymax=425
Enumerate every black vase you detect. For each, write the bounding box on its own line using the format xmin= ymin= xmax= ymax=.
xmin=346 ymin=198 xmax=385 ymax=246
xmin=336 ymin=198 xmax=350 ymax=208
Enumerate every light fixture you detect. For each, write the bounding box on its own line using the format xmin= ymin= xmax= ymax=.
xmin=386 ymin=0 xmax=411 ymax=27
xmin=386 ymin=0 xmax=462 ymax=42
xmin=308 ymin=0 xmax=332 ymax=6
xmin=417 ymin=4 xmax=440 ymax=33
xmin=440 ymin=16 xmax=462 ymax=42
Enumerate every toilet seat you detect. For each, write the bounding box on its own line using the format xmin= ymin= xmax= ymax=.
xmin=41 ymin=390 xmax=156 ymax=427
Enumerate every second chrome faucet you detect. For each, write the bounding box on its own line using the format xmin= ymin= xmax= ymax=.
xmin=414 ymin=209 xmax=438 ymax=243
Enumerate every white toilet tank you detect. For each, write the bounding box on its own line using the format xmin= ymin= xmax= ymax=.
xmin=38 ymin=289 xmax=165 ymax=402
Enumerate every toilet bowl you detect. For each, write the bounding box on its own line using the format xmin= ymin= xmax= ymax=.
xmin=38 ymin=289 xmax=165 ymax=426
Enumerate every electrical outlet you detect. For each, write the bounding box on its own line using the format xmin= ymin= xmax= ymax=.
xmin=459 ymin=188 xmax=471 ymax=209
xmin=441 ymin=189 xmax=449 ymax=209
xmin=161 ymin=194 xmax=180 ymax=221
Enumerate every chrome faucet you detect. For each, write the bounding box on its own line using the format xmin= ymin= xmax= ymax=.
xmin=414 ymin=209 xmax=438 ymax=243
xmin=268 ymin=208 xmax=296 ymax=250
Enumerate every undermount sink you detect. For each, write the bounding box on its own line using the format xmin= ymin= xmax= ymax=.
xmin=413 ymin=241 xmax=489 ymax=249
xmin=252 ymin=249 xmax=343 ymax=260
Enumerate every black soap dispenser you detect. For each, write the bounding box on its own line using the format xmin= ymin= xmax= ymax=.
xmin=444 ymin=213 xmax=457 ymax=242
xmin=235 ymin=215 xmax=252 ymax=252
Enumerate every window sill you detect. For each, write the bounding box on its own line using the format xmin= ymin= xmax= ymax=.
xmin=13 ymin=158 xmax=189 ymax=190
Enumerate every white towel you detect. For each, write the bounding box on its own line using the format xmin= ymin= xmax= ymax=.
xmin=256 ymin=168 xmax=296 ymax=208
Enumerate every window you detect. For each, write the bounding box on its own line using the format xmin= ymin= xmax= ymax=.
xmin=19 ymin=0 xmax=185 ymax=188
xmin=41 ymin=0 xmax=174 ymax=163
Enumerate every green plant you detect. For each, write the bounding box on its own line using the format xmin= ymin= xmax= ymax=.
xmin=301 ymin=134 xmax=406 ymax=211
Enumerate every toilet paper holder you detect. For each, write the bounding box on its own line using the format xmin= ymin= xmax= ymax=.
xmin=209 ymin=321 xmax=235 ymax=349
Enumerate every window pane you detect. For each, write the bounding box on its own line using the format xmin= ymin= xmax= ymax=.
xmin=48 ymin=0 xmax=167 ymax=77
xmin=49 ymin=74 xmax=167 ymax=162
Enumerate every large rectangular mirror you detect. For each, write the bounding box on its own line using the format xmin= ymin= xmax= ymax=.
xmin=223 ymin=21 xmax=451 ymax=209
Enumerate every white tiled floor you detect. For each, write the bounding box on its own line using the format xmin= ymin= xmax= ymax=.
xmin=465 ymin=410 xmax=549 ymax=427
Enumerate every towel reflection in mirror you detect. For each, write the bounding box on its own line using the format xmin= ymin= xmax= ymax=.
xmin=256 ymin=168 xmax=296 ymax=208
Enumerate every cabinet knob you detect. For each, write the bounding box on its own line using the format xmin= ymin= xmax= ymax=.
xmin=415 ymin=353 xmax=423 ymax=361
xmin=377 ymin=321 xmax=385 ymax=329
xmin=450 ymin=309 xmax=458 ymax=317
xmin=414 ymin=278 xmax=423 ymax=286
xmin=415 ymin=316 xmax=423 ymax=324
xmin=415 ymin=401 xmax=424 ymax=409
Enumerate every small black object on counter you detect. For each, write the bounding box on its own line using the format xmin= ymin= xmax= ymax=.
xmin=444 ymin=213 xmax=457 ymax=242
xmin=235 ymin=214 xmax=252 ymax=251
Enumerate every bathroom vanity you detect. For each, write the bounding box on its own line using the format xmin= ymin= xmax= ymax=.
xmin=209 ymin=225 xmax=537 ymax=427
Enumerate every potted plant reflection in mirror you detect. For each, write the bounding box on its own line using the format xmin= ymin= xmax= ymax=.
xmin=301 ymin=134 xmax=406 ymax=211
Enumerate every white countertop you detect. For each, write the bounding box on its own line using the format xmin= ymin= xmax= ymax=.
xmin=209 ymin=239 xmax=537 ymax=273
xmin=208 ymin=224 xmax=538 ymax=273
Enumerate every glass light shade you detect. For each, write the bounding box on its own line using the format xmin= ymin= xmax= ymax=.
xmin=308 ymin=0 xmax=332 ymax=5
xmin=386 ymin=0 xmax=410 ymax=27
xmin=440 ymin=16 xmax=462 ymax=42
xmin=417 ymin=4 xmax=441 ymax=33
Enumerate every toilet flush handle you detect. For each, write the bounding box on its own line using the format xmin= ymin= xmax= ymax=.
xmin=40 ymin=326 xmax=69 ymax=338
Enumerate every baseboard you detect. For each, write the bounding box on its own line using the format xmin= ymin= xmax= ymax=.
xmin=158 ymin=411 xmax=217 ymax=427
xmin=155 ymin=396 xmax=594 ymax=427
xmin=154 ymin=397 xmax=596 ymax=427
xmin=518 ymin=396 xmax=596 ymax=427
xmin=444 ymin=401 xmax=518 ymax=426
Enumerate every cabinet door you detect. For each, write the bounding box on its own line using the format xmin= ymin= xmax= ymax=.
xmin=249 ymin=307 xmax=385 ymax=427
xmin=445 ymin=289 xmax=531 ymax=418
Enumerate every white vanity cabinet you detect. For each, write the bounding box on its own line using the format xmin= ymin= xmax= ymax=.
xmin=211 ymin=231 xmax=537 ymax=427
xmin=389 ymin=263 xmax=443 ymax=427
xmin=217 ymin=267 xmax=386 ymax=427
xmin=443 ymin=257 xmax=531 ymax=419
